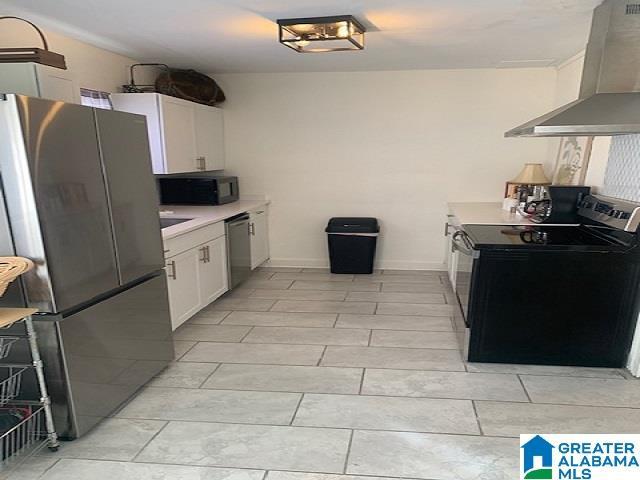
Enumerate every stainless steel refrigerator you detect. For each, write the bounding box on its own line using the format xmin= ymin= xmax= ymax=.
xmin=0 ymin=94 xmax=174 ymax=439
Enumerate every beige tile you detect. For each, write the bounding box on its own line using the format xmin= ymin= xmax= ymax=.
xmin=181 ymin=342 xmax=325 ymax=366
xmin=223 ymin=311 xmax=337 ymax=328
xmin=336 ymin=314 xmax=452 ymax=331
xmin=136 ymin=422 xmax=351 ymax=472
xmin=149 ymin=362 xmax=219 ymax=388
xmin=240 ymin=280 xmax=294 ymax=290
xmin=347 ymin=430 xmax=517 ymax=480
xmin=520 ymin=375 xmax=640 ymax=407
xmin=290 ymin=281 xmax=380 ymax=292
xmin=173 ymin=325 xmax=251 ymax=342
xmin=244 ymin=326 xmax=369 ymax=346
xmin=203 ymin=364 xmax=362 ymax=394
xmin=207 ymin=298 xmax=277 ymax=312
xmin=188 ymin=311 xmax=231 ymax=325
xmin=354 ymin=274 xmax=442 ymax=284
xmin=370 ymin=330 xmax=459 ymax=349
xmin=245 ymin=271 xmax=276 ymax=280
xmin=117 ymin=387 xmax=300 ymax=425
xmin=10 ymin=456 xmax=59 ymax=480
xmin=250 ymin=289 xmax=347 ymax=301
xmin=346 ymin=291 xmax=445 ymax=304
xmin=293 ymin=394 xmax=479 ymax=434
xmin=382 ymin=283 xmax=447 ymax=293
xmin=271 ymin=300 xmax=376 ymax=314
xmin=258 ymin=266 xmax=303 ymax=273
xmin=39 ymin=459 xmax=264 ymax=480
xmin=476 ymin=401 xmax=640 ymax=436
xmin=322 ymin=346 xmax=465 ymax=371
xmin=362 ymin=369 xmax=528 ymax=402
xmin=244 ymin=327 xmax=369 ymax=346
xmin=218 ymin=288 xmax=255 ymax=299
xmin=466 ymin=362 xmax=625 ymax=379
xmin=376 ymin=303 xmax=454 ymax=317
xmin=50 ymin=418 xmax=166 ymax=461
xmin=382 ymin=269 xmax=443 ymax=276
xmin=267 ymin=472 xmax=400 ymax=480
xmin=272 ymin=272 xmax=355 ymax=282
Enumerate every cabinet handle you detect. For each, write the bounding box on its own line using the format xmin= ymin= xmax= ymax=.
xmin=167 ymin=260 xmax=177 ymax=280
xmin=444 ymin=222 xmax=450 ymax=237
xmin=196 ymin=157 xmax=206 ymax=171
xmin=199 ymin=246 xmax=207 ymax=263
xmin=249 ymin=222 xmax=256 ymax=236
xmin=205 ymin=245 xmax=211 ymax=263
xmin=255 ymin=211 xmax=264 ymax=215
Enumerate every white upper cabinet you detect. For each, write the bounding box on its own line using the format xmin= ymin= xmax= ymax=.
xmin=195 ymin=103 xmax=225 ymax=171
xmin=111 ymin=93 xmax=225 ymax=174
xmin=0 ymin=63 xmax=80 ymax=104
xmin=161 ymin=96 xmax=198 ymax=173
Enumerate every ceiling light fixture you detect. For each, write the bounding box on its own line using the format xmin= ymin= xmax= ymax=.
xmin=277 ymin=15 xmax=366 ymax=53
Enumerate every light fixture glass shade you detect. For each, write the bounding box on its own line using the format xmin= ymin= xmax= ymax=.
xmin=277 ymin=15 xmax=366 ymax=53
xmin=510 ymin=163 xmax=551 ymax=185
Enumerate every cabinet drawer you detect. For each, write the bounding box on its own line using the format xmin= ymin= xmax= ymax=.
xmin=164 ymin=222 xmax=225 ymax=258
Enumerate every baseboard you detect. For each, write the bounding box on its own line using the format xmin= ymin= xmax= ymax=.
xmin=266 ymin=257 xmax=446 ymax=272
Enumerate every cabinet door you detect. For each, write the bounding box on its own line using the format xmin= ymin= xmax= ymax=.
xmin=160 ymin=97 xmax=198 ymax=173
xmin=166 ymin=249 xmax=202 ymax=330
xmin=250 ymin=209 xmax=270 ymax=269
xmin=35 ymin=64 xmax=80 ymax=104
xmin=195 ymin=104 xmax=225 ymax=170
xmin=0 ymin=64 xmax=79 ymax=103
xmin=199 ymin=236 xmax=229 ymax=306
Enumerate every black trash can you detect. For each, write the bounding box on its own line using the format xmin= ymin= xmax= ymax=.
xmin=326 ymin=217 xmax=379 ymax=274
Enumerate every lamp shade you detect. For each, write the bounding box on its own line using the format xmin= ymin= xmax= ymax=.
xmin=510 ymin=163 xmax=551 ymax=185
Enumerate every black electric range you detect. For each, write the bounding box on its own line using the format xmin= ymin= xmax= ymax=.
xmin=454 ymin=194 xmax=640 ymax=368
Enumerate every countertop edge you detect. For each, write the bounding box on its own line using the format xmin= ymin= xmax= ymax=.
xmin=160 ymin=200 xmax=270 ymax=240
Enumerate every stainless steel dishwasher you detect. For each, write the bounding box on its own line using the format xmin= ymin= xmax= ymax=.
xmin=225 ymin=213 xmax=252 ymax=288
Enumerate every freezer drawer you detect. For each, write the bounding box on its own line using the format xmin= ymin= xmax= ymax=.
xmin=34 ymin=274 xmax=174 ymax=439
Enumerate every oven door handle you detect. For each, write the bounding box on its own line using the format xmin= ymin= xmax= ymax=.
xmin=452 ymin=230 xmax=475 ymax=256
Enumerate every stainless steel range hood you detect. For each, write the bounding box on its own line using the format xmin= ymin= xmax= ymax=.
xmin=506 ymin=0 xmax=640 ymax=137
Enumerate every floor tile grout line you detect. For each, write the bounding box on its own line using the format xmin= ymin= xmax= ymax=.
xmin=175 ymin=341 xmax=201 ymax=362
xmin=316 ymin=345 xmax=328 ymax=366
xmin=358 ymin=369 xmax=366 ymax=394
xmin=471 ymin=400 xmax=485 ymax=436
xmin=332 ymin=314 xmax=339 ymax=328
xmin=130 ymin=420 xmax=171 ymax=462
xmin=342 ymin=429 xmax=355 ymax=474
xmin=239 ymin=326 xmax=256 ymax=343
xmin=197 ymin=362 xmax=223 ymax=389
xmin=367 ymin=329 xmax=373 ymax=346
xmin=289 ymin=393 xmax=305 ymax=426
xmin=517 ymin=374 xmax=533 ymax=403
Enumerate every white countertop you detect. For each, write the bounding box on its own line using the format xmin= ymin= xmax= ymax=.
xmin=160 ymin=199 xmax=269 ymax=240
xmin=448 ymin=202 xmax=539 ymax=226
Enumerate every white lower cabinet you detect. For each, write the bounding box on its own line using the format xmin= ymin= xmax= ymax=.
xmin=164 ymin=223 xmax=228 ymax=330
xmin=166 ymin=248 xmax=202 ymax=330
xmin=199 ymin=236 xmax=229 ymax=305
xmin=250 ymin=208 xmax=269 ymax=269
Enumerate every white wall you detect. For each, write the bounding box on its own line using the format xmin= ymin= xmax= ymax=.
xmin=0 ymin=22 xmax=138 ymax=92
xmin=218 ymin=69 xmax=557 ymax=270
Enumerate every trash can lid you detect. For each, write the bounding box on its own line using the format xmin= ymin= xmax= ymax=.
xmin=325 ymin=217 xmax=379 ymax=234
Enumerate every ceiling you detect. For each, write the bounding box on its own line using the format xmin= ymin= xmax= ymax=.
xmin=0 ymin=0 xmax=602 ymax=73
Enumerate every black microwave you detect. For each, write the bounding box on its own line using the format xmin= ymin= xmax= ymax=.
xmin=158 ymin=176 xmax=239 ymax=205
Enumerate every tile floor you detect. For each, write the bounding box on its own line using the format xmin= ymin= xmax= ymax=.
xmin=17 ymin=267 xmax=640 ymax=480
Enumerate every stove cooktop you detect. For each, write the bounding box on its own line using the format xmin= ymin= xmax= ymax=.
xmin=462 ymin=224 xmax=634 ymax=251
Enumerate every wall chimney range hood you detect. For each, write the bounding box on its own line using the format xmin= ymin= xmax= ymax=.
xmin=506 ymin=0 xmax=640 ymax=138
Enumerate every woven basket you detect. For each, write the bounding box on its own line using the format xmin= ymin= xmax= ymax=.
xmin=0 ymin=257 xmax=34 ymax=298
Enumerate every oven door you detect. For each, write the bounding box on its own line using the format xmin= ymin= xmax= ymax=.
xmin=453 ymin=230 xmax=477 ymax=327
